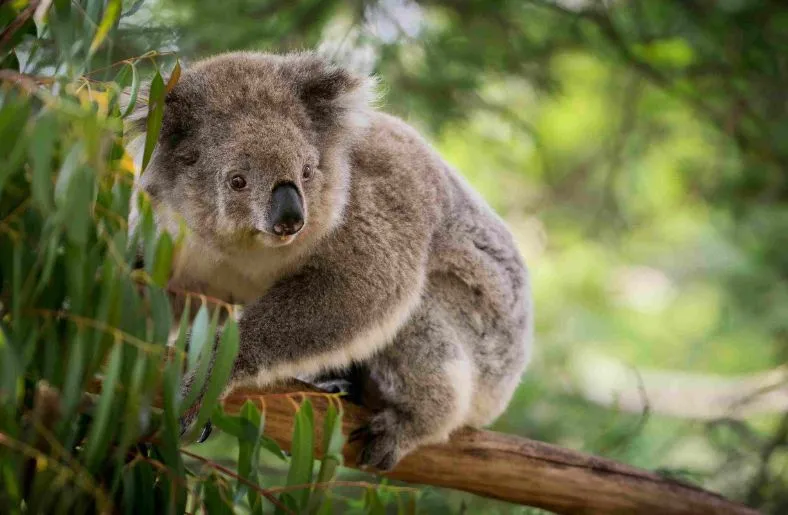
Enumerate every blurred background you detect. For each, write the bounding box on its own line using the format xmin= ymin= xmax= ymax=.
xmin=111 ymin=0 xmax=788 ymax=512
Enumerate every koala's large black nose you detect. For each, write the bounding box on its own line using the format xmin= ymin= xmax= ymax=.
xmin=268 ymin=182 xmax=304 ymax=236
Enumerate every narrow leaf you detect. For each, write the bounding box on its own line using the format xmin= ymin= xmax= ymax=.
xmin=83 ymin=344 xmax=124 ymax=472
xmin=282 ymin=400 xmax=315 ymax=511
xmin=165 ymin=60 xmax=181 ymax=93
xmin=88 ymin=0 xmax=121 ymax=55
xmin=142 ymin=72 xmax=165 ymax=171
xmin=192 ymin=318 xmax=240 ymax=431
xmin=120 ymin=63 xmax=140 ymax=119
xmin=29 ymin=111 xmax=58 ymax=213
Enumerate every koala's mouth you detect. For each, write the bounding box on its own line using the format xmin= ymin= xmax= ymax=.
xmin=262 ymin=231 xmax=300 ymax=247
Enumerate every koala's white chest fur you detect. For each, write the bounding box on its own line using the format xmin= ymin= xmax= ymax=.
xmin=169 ymin=235 xmax=299 ymax=305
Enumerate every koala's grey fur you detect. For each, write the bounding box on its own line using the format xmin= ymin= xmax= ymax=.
xmin=129 ymin=51 xmax=533 ymax=471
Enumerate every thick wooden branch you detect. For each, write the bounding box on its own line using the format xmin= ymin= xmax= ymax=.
xmin=221 ymin=381 xmax=757 ymax=515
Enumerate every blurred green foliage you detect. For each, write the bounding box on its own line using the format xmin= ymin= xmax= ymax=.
xmin=2 ymin=0 xmax=788 ymax=513
xmin=0 ymin=1 xmax=371 ymax=514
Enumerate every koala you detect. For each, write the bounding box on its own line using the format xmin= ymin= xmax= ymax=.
xmin=129 ymin=51 xmax=533 ymax=471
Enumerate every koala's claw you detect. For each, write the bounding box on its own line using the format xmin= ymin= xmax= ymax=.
xmin=178 ymin=414 xmax=213 ymax=443
xmin=358 ymin=434 xmax=399 ymax=472
xmin=197 ymin=420 xmax=213 ymax=443
xmin=351 ymin=410 xmax=403 ymax=472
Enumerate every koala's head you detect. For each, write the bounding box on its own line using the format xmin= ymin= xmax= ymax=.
xmin=134 ymin=52 xmax=374 ymax=251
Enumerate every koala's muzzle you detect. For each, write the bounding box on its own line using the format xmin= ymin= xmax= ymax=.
xmin=268 ymin=182 xmax=304 ymax=236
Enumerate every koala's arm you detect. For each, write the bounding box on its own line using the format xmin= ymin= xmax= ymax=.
xmin=229 ymin=224 xmax=429 ymax=387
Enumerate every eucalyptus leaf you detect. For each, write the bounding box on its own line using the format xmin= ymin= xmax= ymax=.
xmin=29 ymin=111 xmax=58 ymax=214
xmin=142 ymin=71 xmax=165 ymax=171
xmin=281 ymin=400 xmax=315 ymax=512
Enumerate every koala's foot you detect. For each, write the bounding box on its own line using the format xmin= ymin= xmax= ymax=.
xmin=351 ymin=306 xmax=475 ymax=471
xmin=351 ymin=408 xmax=416 ymax=471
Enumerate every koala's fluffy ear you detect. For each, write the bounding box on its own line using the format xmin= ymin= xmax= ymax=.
xmin=292 ymin=56 xmax=376 ymax=135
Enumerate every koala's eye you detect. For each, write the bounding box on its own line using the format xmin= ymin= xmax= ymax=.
xmin=229 ymin=174 xmax=247 ymax=191
xmin=302 ymin=164 xmax=313 ymax=181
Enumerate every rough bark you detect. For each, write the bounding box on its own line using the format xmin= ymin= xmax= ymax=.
xmin=221 ymin=381 xmax=758 ymax=515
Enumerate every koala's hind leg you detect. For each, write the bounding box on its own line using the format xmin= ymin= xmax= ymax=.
xmin=354 ymin=303 xmax=474 ymax=471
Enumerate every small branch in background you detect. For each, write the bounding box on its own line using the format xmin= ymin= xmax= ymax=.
xmin=0 ymin=0 xmax=39 ymax=53
xmin=571 ymin=351 xmax=788 ymax=420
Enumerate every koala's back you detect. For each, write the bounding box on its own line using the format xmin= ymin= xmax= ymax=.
xmin=348 ymin=112 xmax=532 ymax=426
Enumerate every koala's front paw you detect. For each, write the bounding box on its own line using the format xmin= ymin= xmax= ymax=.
xmin=312 ymin=378 xmax=353 ymax=395
xmin=351 ymin=409 xmax=410 ymax=472
xmin=179 ymin=412 xmax=213 ymax=443
xmin=178 ymin=372 xmax=213 ymax=443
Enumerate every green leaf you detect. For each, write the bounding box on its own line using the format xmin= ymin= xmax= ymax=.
xmin=1 ymin=49 xmax=19 ymax=71
xmin=280 ymin=399 xmax=315 ymax=512
xmin=29 ymin=111 xmax=58 ymax=214
xmin=88 ymin=0 xmax=122 ymax=55
xmin=0 ymin=326 xmax=20 ymax=399
xmin=83 ymin=343 xmax=125 ymax=472
xmin=117 ymin=353 xmax=151 ymax=452
xmin=260 ymin=434 xmax=288 ymax=462
xmin=160 ymin=306 xmax=191 ymax=475
xmin=363 ymin=488 xmax=386 ymax=515
xmin=192 ymin=317 xmax=240 ymax=431
xmin=632 ymin=38 xmax=695 ymax=69
xmin=0 ymin=97 xmax=31 ymax=196
xmin=179 ymin=304 xmax=220 ymax=418
xmin=150 ymin=231 xmax=174 ymax=287
xmin=120 ymin=63 xmax=140 ymax=119
xmin=235 ymin=400 xmax=265 ymax=514
xmin=60 ymin=327 xmax=88 ymax=421
xmin=187 ymin=304 xmax=209 ymax=371
xmin=54 ymin=143 xmax=94 ymax=246
xmin=203 ymin=475 xmax=234 ymax=515
xmin=32 ymin=224 xmax=61 ymax=297
xmin=142 ymin=71 xmax=165 ymax=171
xmin=210 ymin=407 xmax=255 ymax=443
xmin=397 ymin=492 xmax=417 ymax=515
xmin=316 ymin=499 xmax=334 ymax=515
xmin=148 ymin=285 xmax=172 ymax=345
xmin=308 ymin=401 xmax=344 ymax=512
xmin=114 ymin=62 xmax=132 ymax=88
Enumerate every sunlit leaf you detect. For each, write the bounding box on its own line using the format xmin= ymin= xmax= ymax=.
xmin=166 ymin=59 xmax=181 ymax=93
xmin=88 ymin=0 xmax=121 ymax=55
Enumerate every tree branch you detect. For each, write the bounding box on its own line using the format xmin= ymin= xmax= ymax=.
xmin=220 ymin=380 xmax=757 ymax=515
